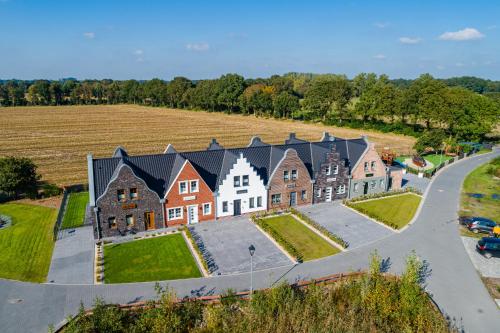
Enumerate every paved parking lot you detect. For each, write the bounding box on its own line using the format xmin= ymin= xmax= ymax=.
xmin=298 ymin=202 xmax=394 ymax=249
xmin=189 ymin=217 xmax=293 ymax=275
xmin=47 ymin=226 xmax=95 ymax=284
xmin=402 ymin=173 xmax=431 ymax=193
xmin=461 ymin=236 xmax=500 ymax=278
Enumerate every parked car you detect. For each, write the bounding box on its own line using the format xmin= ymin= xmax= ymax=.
xmin=476 ymin=238 xmax=500 ymax=259
xmin=466 ymin=218 xmax=497 ymax=234
xmin=459 ymin=216 xmax=495 ymax=226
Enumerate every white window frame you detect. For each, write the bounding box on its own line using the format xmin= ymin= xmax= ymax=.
xmin=179 ymin=181 xmax=188 ymax=194
xmin=257 ymin=196 xmax=262 ymax=207
xmin=325 ymin=165 xmax=331 ymax=176
xmin=167 ymin=207 xmax=183 ymax=221
xmin=126 ymin=214 xmax=134 ymax=226
xmin=249 ymin=197 xmax=255 ymax=208
xmin=333 ymin=165 xmax=339 ymax=175
xmin=203 ymin=203 xmax=211 ymax=215
xmin=337 ymin=185 xmax=345 ymax=194
xmin=301 ymin=190 xmax=307 ymax=200
xmin=190 ymin=180 xmax=199 ymax=193
xmin=354 ymin=183 xmax=359 ymax=192
xmin=291 ymin=169 xmax=298 ymax=180
xmin=316 ymin=188 xmax=322 ymax=198
xmin=371 ymin=161 xmax=376 ymax=171
xmin=364 ymin=162 xmax=369 ymax=172
xmin=129 ymin=188 xmax=138 ymax=200
xmin=283 ymin=170 xmax=290 ymax=181
xmin=234 ymin=176 xmax=241 ymax=187
xmin=222 ymin=201 xmax=228 ymax=212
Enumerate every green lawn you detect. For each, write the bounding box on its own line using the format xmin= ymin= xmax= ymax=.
xmin=351 ymin=193 xmax=422 ymax=229
xmin=460 ymin=159 xmax=499 ymax=223
xmin=0 ymin=203 xmax=57 ymax=282
xmin=61 ymin=192 xmax=89 ymax=229
xmin=104 ymin=233 xmax=201 ymax=283
xmin=422 ymin=154 xmax=453 ymax=167
xmin=264 ymin=215 xmax=339 ymax=261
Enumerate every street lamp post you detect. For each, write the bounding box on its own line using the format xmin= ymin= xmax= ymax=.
xmin=249 ymin=244 xmax=255 ymax=296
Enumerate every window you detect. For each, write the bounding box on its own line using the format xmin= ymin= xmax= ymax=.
xmin=257 ymin=196 xmax=262 ymax=207
xmin=380 ymin=179 xmax=384 ymax=188
xmin=354 ymin=183 xmax=359 ymax=192
xmin=203 ymin=203 xmax=211 ymax=215
xmin=222 ymin=201 xmax=228 ymax=213
xmin=129 ymin=188 xmax=138 ymax=200
xmin=249 ymin=197 xmax=255 ymax=208
xmin=364 ymin=162 xmax=369 ymax=172
xmin=271 ymin=193 xmax=282 ymax=204
xmin=126 ymin=214 xmax=134 ymax=227
xmin=242 ymin=175 xmax=249 ymax=186
xmin=316 ymin=188 xmax=322 ymax=198
xmin=371 ymin=161 xmax=376 ymax=171
xmin=117 ymin=189 xmax=125 ymax=201
xmin=179 ymin=181 xmax=188 ymax=194
xmin=190 ymin=180 xmax=199 ymax=193
xmin=333 ymin=165 xmax=339 ymax=175
xmin=337 ymin=185 xmax=345 ymax=194
xmin=301 ymin=190 xmax=307 ymax=200
xmin=108 ymin=217 xmax=117 ymax=229
xmin=325 ymin=165 xmax=331 ymax=175
xmin=168 ymin=207 xmax=183 ymax=220
xmin=291 ymin=169 xmax=298 ymax=180
xmin=234 ymin=176 xmax=241 ymax=187
xmin=371 ymin=181 xmax=376 ymax=189
xmin=283 ymin=170 xmax=290 ymax=181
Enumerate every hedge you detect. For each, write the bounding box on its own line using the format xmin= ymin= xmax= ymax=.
xmin=251 ymin=214 xmax=303 ymax=262
xmin=344 ymin=187 xmax=422 ymax=204
xmin=288 ymin=208 xmax=348 ymax=249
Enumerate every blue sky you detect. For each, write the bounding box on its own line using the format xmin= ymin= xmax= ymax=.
xmin=0 ymin=0 xmax=499 ymax=80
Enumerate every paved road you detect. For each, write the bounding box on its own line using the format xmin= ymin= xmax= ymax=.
xmin=47 ymin=226 xmax=94 ymax=284
xmin=1 ymin=150 xmax=499 ymax=332
xmin=298 ymin=202 xmax=394 ymax=249
xmin=190 ymin=217 xmax=292 ymax=275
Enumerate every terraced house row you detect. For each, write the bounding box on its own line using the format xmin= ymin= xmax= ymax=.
xmin=87 ymin=133 xmax=402 ymax=238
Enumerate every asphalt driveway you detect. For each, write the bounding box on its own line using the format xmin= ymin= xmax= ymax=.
xmin=189 ymin=217 xmax=292 ymax=275
xmin=297 ymin=202 xmax=394 ymax=249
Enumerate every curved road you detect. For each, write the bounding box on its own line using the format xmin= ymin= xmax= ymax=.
xmin=1 ymin=150 xmax=499 ymax=332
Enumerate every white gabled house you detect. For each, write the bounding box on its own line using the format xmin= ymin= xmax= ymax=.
xmin=215 ymin=152 xmax=267 ymax=218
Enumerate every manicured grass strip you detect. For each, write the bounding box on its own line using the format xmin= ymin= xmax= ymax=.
xmin=61 ymin=192 xmax=89 ymax=229
xmin=104 ymin=233 xmax=201 ymax=283
xmin=263 ymin=215 xmax=339 ymax=261
xmin=460 ymin=158 xmax=500 ymax=223
xmin=422 ymin=154 xmax=452 ymax=167
xmin=350 ymin=193 xmax=421 ymax=229
xmin=0 ymin=203 xmax=57 ymax=282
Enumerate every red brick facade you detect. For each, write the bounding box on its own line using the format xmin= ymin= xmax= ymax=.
xmin=164 ymin=161 xmax=215 ymax=226
xmin=268 ymin=149 xmax=313 ymax=210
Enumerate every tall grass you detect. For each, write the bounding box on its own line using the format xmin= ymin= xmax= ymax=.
xmin=63 ymin=253 xmax=451 ymax=333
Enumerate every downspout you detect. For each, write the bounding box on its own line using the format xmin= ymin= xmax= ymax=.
xmin=160 ymin=198 xmax=166 ymax=227
xmin=213 ymin=191 xmax=218 ymax=220
xmin=94 ymin=207 xmax=101 ymax=240
xmin=347 ymin=175 xmax=352 ymax=199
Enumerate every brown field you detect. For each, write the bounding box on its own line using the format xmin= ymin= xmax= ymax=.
xmin=0 ymin=105 xmax=416 ymax=185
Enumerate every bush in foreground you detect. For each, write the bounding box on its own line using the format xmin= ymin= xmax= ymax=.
xmin=62 ymin=252 xmax=452 ymax=333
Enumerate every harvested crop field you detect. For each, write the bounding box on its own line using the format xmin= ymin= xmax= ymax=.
xmin=0 ymin=105 xmax=416 ymax=185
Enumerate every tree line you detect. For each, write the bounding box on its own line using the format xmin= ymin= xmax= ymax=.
xmin=1 ymin=73 xmax=498 ymax=140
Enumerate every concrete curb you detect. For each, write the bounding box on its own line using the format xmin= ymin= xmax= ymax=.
xmin=341 ymin=203 xmax=398 ymax=233
xmin=291 ymin=213 xmax=345 ymax=252
xmin=182 ymin=231 xmax=210 ymax=277
xmin=253 ymin=222 xmax=299 ymax=264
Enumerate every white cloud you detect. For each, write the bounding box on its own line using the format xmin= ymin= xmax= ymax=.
xmin=83 ymin=32 xmax=95 ymax=39
xmin=438 ymin=28 xmax=484 ymax=41
xmin=399 ymin=37 xmax=422 ymax=44
xmin=186 ymin=42 xmax=210 ymax=52
xmin=374 ymin=22 xmax=390 ymax=28
xmin=373 ymin=54 xmax=387 ymax=60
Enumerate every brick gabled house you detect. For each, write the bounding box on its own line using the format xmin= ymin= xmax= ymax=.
xmin=88 ymin=133 xmax=401 ymax=239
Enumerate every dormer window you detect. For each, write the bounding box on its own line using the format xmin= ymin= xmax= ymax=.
xmin=179 ymin=181 xmax=188 ymax=194
xmin=117 ymin=189 xmax=126 ymax=201
xmin=325 ymin=165 xmax=331 ymax=175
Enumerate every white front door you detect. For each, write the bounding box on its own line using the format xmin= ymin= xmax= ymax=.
xmin=325 ymin=187 xmax=333 ymax=202
xmin=187 ymin=205 xmax=198 ymax=224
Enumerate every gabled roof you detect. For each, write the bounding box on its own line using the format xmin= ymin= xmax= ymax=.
xmin=91 ymin=136 xmax=371 ymax=200
xmin=164 ymin=144 xmax=178 ymax=154
xmin=284 ymin=133 xmax=307 ymax=145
